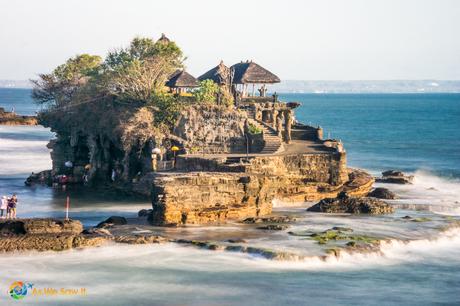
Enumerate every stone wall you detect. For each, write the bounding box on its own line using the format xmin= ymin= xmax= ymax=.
xmin=173 ymin=105 xmax=247 ymax=154
xmin=150 ymin=173 xmax=273 ymax=225
xmin=174 ymin=152 xmax=349 ymax=186
xmin=244 ymin=153 xmax=348 ymax=186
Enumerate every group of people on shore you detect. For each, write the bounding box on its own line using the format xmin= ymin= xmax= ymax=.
xmin=1 ymin=194 xmax=18 ymax=219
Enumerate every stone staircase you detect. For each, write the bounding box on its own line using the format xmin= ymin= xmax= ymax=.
xmin=248 ymin=118 xmax=283 ymax=154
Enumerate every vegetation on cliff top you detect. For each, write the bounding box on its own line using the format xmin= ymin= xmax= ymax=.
xmin=31 ymin=35 xmax=192 ymax=155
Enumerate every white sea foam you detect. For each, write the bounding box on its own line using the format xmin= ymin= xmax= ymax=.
xmin=0 ymin=138 xmax=51 ymax=175
xmin=378 ymin=170 xmax=460 ymax=215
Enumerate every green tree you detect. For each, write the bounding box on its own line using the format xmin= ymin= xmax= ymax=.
xmin=31 ymin=54 xmax=102 ymax=107
xmin=193 ymin=80 xmax=219 ymax=104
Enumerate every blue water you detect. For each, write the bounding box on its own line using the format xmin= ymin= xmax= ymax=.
xmin=1 ymin=89 xmax=460 ymax=306
xmin=281 ymin=93 xmax=460 ymax=178
xmin=0 ymin=88 xmax=38 ymax=115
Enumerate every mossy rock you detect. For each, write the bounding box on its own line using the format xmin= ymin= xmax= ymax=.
xmin=412 ymin=217 xmax=432 ymax=222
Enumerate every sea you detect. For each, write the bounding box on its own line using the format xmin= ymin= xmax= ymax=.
xmin=0 ymin=88 xmax=459 ymax=305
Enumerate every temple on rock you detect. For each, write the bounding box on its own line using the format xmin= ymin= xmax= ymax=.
xmin=33 ymin=34 xmax=373 ymax=226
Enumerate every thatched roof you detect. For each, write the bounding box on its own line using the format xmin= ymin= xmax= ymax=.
xmin=231 ymin=61 xmax=280 ymax=84
xmin=198 ymin=61 xmax=231 ymax=85
xmin=166 ymin=70 xmax=199 ymax=88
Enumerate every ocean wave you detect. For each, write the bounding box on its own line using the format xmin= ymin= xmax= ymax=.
xmin=236 ymin=225 xmax=460 ymax=271
xmin=378 ymin=170 xmax=460 ymax=215
xmin=0 ymin=138 xmax=51 ymax=175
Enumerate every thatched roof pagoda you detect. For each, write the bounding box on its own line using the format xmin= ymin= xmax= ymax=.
xmin=231 ymin=61 xmax=280 ymax=84
xmin=166 ymin=70 xmax=199 ymax=88
xmin=198 ymin=61 xmax=231 ymax=85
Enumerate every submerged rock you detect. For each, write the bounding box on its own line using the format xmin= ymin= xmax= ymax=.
xmin=257 ymin=224 xmax=289 ymax=231
xmin=96 ymin=216 xmax=127 ymax=228
xmin=227 ymin=238 xmax=248 ymax=243
xmin=307 ymin=195 xmax=395 ymax=214
xmin=242 ymin=215 xmax=296 ymax=224
xmin=138 ymin=209 xmax=153 ymax=217
xmin=368 ymin=187 xmax=398 ymax=199
xmin=376 ymin=170 xmax=414 ymax=184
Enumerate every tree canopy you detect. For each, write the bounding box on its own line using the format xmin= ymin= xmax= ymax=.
xmin=32 ymin=35 xmax=186 ymax=132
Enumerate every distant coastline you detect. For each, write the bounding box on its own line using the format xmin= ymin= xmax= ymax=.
xmin=2 ymin=79 xmax=460 ymax=93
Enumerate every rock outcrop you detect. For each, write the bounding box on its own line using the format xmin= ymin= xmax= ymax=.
xmin=0 ymin=107 xmax=37 ymax=125
xmin=307 ymin=195 xmax=395 ymax=214
xmin=376 ymin=170 xmax=414 ymax=184
xmin=368 ymin=187 xmax=398 ymax=199
xmin=0 ymin=219 xmax=107 ymax=252
xmin=148 ymin=167 xmax=373 ymax=225
xmin=24 ymin=170 xmax=53 ymax=186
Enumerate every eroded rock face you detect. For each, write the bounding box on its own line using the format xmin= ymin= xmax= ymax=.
xmin=307 ymin=195 xmax=395 ymax=214
xmin=368 ymin=187 xmax=398 ymax=199
xmin=150 ymin=173 xmax=274 ymax=225
xmin=173 ymin=105 xmax=247 ymax=154
xmin=376 ymin=170 xmax=414 ymax=184
xmin=149 ymin=167 xmax=374 ymax=225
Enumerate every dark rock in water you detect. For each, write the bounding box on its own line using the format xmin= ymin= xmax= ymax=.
xmin=83 ymin=227 xmax=112 ymax=236
xmin=242 ymin=215 xmax=296 ymax=224
xmin=138 ymin=209 xmax=153 ymax=217
xmin=368 ymin=187 xmax=398 ymax=199
xmin=402 ymin=215 xmax=412 ymax=219
xmin=25 ymin=170 xmax=53 ymax=186
xmin=227 ymin=238 xmax=248 ymax=243
xmin=382 ymin=170 xmax=405 ymax=177
xmin=331 ymin=226 xmax=353 ymax=232
xmin=376 ymin=170 xmax=414 ymax=184
xmin=307 ymin=195 xmax=394 ymax=214
xmin=114 ymin=235 xmax=167 ymax=244
xmin=257 ymin=224 xmax=289 ymax=231
xmin=97 ymin=216 xmax=127 ymax=228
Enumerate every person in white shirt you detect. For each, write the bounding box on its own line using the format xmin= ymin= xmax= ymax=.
xmin=0 ymin=196 xmax=8 ymax=218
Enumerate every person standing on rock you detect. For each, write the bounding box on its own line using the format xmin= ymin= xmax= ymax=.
xmin=0 ymin=196 xmax=7 ymax=218
xmin=8 ymin=194 xmax=17 ymax=219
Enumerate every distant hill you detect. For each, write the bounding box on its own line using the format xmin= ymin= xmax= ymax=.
xmin=2 ymin=79 xmax=460 ymax=93
xmin=270 ymin=80 xmax=460 ymax=93
xmin=0 ymin=80 xmax=33 ymax=89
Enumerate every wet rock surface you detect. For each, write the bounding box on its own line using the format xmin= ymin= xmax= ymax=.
xmin=257 ymin=224 xmax=289 ymax=231
xmin=307 ymin=194 xmax=395 ymax=214
xmin=368 ymin=187 xmax=398 ymax=199
xmin=24 ymin=170 xmax=53 ymax=186
xmin=96 ymin=216 xmax=128 ymax=228
xmin=242 ymin=215 xmax=296 ymax=224
xmin=376 ymin=170 xmax=414 ymax=184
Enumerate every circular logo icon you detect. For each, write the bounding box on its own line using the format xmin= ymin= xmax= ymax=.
xmin=9 ymin=281 xmax=31 ymax=300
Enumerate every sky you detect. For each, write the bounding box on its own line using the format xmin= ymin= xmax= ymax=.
xmin=0 ymin=0 xmax=459 ymax=81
